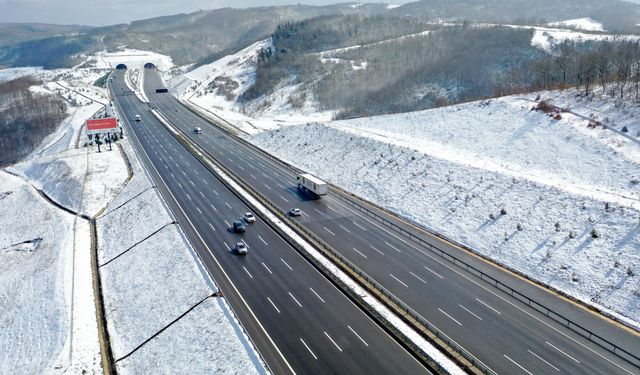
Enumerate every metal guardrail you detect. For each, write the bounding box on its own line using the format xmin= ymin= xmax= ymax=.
xmin=330 ymin=192 xmax=640 ymax=368
xmin=158 ymin=114 xmax=493 ymax=375
xmin=181 ymin=108 xmax=640 ymax=370
xmin=159 ymin=87 xmax=640 ymax=372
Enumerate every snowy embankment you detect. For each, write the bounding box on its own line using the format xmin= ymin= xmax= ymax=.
xmin=0 ymin=171 xmax=78 ymax=374
xmin=1 ymin=65 xmax=264 ymax=373
xmin=1 ymin=113 xmax=119 ymax=373
xmin=96 ymin=139 xmax=263 ymax=373
xmin=248 ymin=89 xmax=640 ymax=328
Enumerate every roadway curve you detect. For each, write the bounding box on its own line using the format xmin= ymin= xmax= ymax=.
xmin=142 ymin=67 xmax=640 ymax=375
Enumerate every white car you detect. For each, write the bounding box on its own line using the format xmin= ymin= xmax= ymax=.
xmin=289 ymin=208 xmax=302 ymax=217
xmin=194 ymin=127 xmax=202 ymax=134
xmin=234 ymin=242 xmax=248 ymax=255
xmin=244 ymin=212 xmax=256 ymax=223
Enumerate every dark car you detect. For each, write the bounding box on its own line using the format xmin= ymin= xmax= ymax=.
xmin=233 ymin=219 xmax=246 ymax=233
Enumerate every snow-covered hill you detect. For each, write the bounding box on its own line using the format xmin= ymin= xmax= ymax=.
xmin=165 ymin=39 xmax=334 ymax=131
xmin=548 ymin=17 xmax=606 ymax=32
xmin=248 ymin=88 xmax=640 ymax=328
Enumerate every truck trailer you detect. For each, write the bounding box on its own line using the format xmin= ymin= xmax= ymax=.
xmin=296 ymin=173 xmax=328 ymax=198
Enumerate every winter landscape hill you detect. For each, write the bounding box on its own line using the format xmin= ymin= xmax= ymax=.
xmin=2 ymin=0 xmax=640 ymax=373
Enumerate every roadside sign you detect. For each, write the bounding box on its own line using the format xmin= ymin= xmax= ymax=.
xmin=87 ymin=117 xmax=118 ymax=133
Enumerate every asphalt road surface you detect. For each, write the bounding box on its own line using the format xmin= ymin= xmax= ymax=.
xmin=140 ymin=67 xmax=640 ymax=375
xmin=109 ymin=72 xmax=433 ymax=375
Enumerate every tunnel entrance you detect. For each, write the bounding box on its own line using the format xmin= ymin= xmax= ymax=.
xmin=144 ymin=62 xmax=156 ymax=69
xmin=115 ymin=64 xmax=127 ymax=70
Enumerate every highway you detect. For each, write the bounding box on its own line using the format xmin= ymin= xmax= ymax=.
xmin=109 ymin=71 xmax=432 ymax=374
xmin=141 ymin=67 xmax=640 ymax=375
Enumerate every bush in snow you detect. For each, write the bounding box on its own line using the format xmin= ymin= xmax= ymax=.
xmin=569 ymin=230 xmax=577 ymax=239
xmin=554 ymin=222 xmax=561 ymax=232
xmin=590 ymin=228 xmax=600 ymax=238
xmin=500 ymin=207 xmax=507 ymax=215
xmin=489 ymin=213 xmax=496 ymax=220
xmin=517 ymin=223 xmax=523 ymax=231
xmin=628 ymin=267 xmax=635 ymax=277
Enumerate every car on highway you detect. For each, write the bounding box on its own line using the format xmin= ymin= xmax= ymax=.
xmin=244 ymin=212 xmax=256 ymax=223
xmin=233 ymin=219 xmax=246 ymax=233
xmin=289 ymin=208 xmax=302 ymax=217
xmin=233 ymin=242 xmax=248 ymax=255
xmin=175 ymin=108 xmax=179 ymax=112
xmin=135 ymin=114 xmax=141 ymax=122
xmin=194 ymin=127 xmax=202 ymax=134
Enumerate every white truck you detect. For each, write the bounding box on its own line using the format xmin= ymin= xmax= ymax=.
xmin=297 ymin=173 xmax=328 ymax=198
xmin=134 ymin=114 xmax=141 ymax=122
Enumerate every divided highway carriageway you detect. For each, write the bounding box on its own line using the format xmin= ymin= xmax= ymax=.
xmin=110 ymin=71 xmax=433 ymax=374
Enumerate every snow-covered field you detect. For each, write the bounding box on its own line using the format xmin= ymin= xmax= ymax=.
xmin=0 ymin=171 xmax=77 ymax=374
xmin=248 ymin=89 xmax=640 ymax=328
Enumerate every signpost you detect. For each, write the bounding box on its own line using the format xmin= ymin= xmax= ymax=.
xmin=86 ymin=117 xmax=119 ymax=152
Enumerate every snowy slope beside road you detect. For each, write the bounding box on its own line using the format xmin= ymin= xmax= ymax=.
xmin=249 ymin=90 xmax=640 ymax=327
xmin=0 ymin=172 xmax=76 ymax=374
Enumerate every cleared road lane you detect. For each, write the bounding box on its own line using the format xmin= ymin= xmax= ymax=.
xmin=143 ymin=68 xmax=640 ymax=375
xmin=110 ymin=72 xmax=432 ymax=375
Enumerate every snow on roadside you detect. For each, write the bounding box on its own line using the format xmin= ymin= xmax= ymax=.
xmin=9 ymin=146 xmax=128 ymax=218
xmin=115 ymin=298 xmax=261 ymax=375
xmin=247 ymin=91 xmax=640 ymax=327
xmin=95 ymin=128 xmax=264 ymax=372
xmin=0 ymin=171 xmax=76 ymax=374
xmin=99 ymin=223 xmax=213 ymax=359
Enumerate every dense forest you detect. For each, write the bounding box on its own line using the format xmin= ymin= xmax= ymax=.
xmin=0 ymin=77 xmax=67 ymax=165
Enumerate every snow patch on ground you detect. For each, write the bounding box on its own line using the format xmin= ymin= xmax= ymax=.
xmin=0 ymin=67 xmax=43 ymax=81
xmin=97 ymin=188 xmax=173 ymax=265
xmin=0 ymin=171 xmax=76 ymax=374
xmin=115 ymin=297 xmax=261 ymax=375
xmin=248 ymin=90 xmax=640 ymax=326
xmin=99 ymin=223 xmax=214 ymax=358
xmin=548 ymin=18 xmax=606 ymax=32
xmin=9 ymin=146 xmax=128 ymax=218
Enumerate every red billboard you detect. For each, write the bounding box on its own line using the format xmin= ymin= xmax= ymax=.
xmin=87 ymin=118 xmax=118 ymax=132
